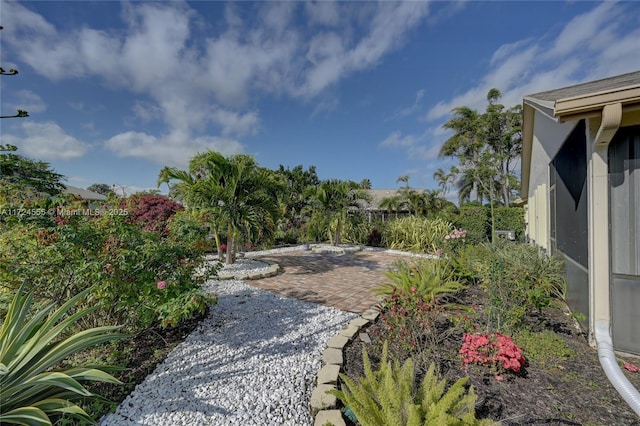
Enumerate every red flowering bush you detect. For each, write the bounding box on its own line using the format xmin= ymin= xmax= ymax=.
xmin=460 ymin=332 xmax=526 ymax=374
xmin=124 ymin=194 xmax=184 ymax=234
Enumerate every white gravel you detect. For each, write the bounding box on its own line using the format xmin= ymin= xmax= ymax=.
xmin=100 ymin=278 xmax=356 ymax=426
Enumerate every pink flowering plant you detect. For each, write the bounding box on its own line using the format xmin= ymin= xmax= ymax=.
xmin=460 ymin=332 xmax=526 ymax=376
xmin=442 ymin=228 xmax=468 ymax=254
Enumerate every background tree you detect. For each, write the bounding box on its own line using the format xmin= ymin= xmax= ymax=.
xmin=272 ymin=164 xmax=319 ymax=242
xmin=359 ymin=178 xmax=372 ymax=190
xmin=87 ymin=183 xmax=115 ymax=196
xmin=439 ymin=88 xmax=522 ymax=206
xmin=0 ymin=144 xmax=64 ymax=206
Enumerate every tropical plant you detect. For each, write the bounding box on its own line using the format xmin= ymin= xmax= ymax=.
xmin=0 ymin=210 xmax=215 ymax=332
xmin=375 ymin=259 xmax=464 ymax=304
xmin=329 ymin=342 xmax=496 ymax=426
xmin=0 ymin=285 xmax=126 ymax=425
xmin=158 ymin=151 xmax=280 ymax=263
xmin=305 ymin=179 xmax=371 ymax=246
xmin=440 ymin=89 xmax=522 ymax=207
xmin=382 ymin=216 xmax=452 ymax=254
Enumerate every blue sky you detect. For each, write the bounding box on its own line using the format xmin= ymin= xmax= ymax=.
xmin=2 ymin=1 xmax=639 ymax=198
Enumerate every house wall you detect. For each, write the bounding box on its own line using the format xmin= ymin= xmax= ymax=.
xmin=525 ymin=110 xmax=577 ymax=249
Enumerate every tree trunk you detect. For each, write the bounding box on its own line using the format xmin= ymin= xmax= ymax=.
xmin=226 ymin=223 xmax=234 ymax=264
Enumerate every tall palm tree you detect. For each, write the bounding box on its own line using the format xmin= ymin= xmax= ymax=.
xmin=433 ymin=166 xmax=457 ymax=196
xmin=440 ymin=106 xmax=483 ymax=202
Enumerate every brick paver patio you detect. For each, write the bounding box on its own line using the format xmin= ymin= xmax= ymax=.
xmin=247 ymin=249 xmax=414 ymax=313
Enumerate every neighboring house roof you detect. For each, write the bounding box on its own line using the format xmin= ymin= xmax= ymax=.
xmin=360 ymin=189 xmax=412 ymax=211
xmin=521 ymin=71 xmax=640 ymax=198
xmin=63 ymin=185 xmax=108 ymax=201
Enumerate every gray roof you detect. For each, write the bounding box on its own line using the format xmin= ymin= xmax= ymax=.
xmin=63 ymin=185 xmax=108 ymax=201
xmin=360 ymin=189 xmax=412 ymax=211
xmin=525 ymin=71 xmax=640 ymax=103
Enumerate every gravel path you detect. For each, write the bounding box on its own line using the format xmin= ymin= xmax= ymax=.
xmin=100 ymin=277 xmax=356 ymax=426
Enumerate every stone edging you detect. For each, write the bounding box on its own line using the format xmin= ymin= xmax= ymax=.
xmin=215 ymin=261 xmax=281 ymax=281
xmin=310 ymin=308 xmax=379 ymax=426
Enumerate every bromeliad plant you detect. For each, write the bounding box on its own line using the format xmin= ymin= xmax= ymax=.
xmin=0 ymin=285 xmax=126 ymax=425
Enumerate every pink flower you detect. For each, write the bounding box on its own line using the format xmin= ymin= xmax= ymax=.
xmin=410 ymin=287 xmax=417 ymax=294
xmin=435 ymin=248 xmax=443 ymax=257
xmin=157 ymin=281 xmax=167 ymax=290
xmin=624 ymin=362 xmax=639 ymax=372
xmin=191 ymin=295 xmax=196 ymax=302
xmin=220 ymin=244 xmax=227 ymax=251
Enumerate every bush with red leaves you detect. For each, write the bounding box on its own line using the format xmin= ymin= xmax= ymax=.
xmin=124 ymin=194 xmax=184 ymax=234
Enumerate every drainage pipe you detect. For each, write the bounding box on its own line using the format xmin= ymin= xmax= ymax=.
xmin=595 ymin=320 xmax=640 ymax=416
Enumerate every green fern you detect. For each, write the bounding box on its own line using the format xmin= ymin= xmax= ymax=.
xmin=328 ymin=342 xmax=498 ymax=426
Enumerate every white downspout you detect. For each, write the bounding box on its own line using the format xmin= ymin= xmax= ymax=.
xmin=595 ymin=321 xmax=640 ymax=416
xmin=591 ymin=103 xmax=640 ymax=416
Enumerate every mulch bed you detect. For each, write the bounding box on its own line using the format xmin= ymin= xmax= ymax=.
xmin=342 ymin=287 xmax=640 ymax=426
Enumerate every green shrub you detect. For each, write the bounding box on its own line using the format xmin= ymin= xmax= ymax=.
xmin=458 ymin=242 xmax=565 ymax=333
xmin=493 ymin=207 xmax=525 ymax=241
xmin=453 ymin=206 xmax=489 ymax=245
xmin=329 ymin=342 xmax=496 ymax=426
xmin=0 ymin=286 xmax=126 ymax=425
xmin=0 ymin=209 xmax=217 ymax=332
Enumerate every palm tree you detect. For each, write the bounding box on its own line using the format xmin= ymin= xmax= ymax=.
xmin=379 ymin=195 xmax=405 ymax=219
xmin=433 ymin=167 xmax=457 ymax=196
xmin=158 ymin=151 xmax=279 ymax=264
xmin=306 ymin=179 xmax=371 ymax=246
xmin=440 ymin=106 xmax=484 ymax=203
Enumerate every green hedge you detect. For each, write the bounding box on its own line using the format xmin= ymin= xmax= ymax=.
xmin=454 ymin=206 xmax=490 ymax=244
xmin=453 ymin=206 xmax=525 ymax=243
xmin=494 ymin=207 xmax=525 ymax=241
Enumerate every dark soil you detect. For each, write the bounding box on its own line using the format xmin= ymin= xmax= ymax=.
xmin=342 ymin=288 xmax=640 ymax=426
xmin=80 ymin=307 xmax=210 ymax=419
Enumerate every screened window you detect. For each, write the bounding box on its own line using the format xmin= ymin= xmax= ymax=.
xmin=609 ymin=125 xmax=640 ymax=276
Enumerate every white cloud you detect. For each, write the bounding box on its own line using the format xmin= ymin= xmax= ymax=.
xmin=379 ymin=128 xmax=441 ymax=161
xmin=380 ymin=131 xmax=416 ymax=148
xmin=2 ymin=121 xmax=90 ymax=160
xmin=305 ymin=1 xmax=340 ymax=27
xmin=210 ymin=109 xmax=260 ymax=137
xmin=3 ymin=1 xmax=433 ymax=165
xmin=10 ymin=90 xmax=47 ymax=113
xmin=104 ymin=130 xmax=244 ymax=167
xmin=389 ymin=89 xmax=425 ymax=120
xmin=425 ymin=1 xmax=640 ymax=123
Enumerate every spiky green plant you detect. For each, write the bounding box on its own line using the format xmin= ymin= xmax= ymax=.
xmin=375 ymin=259 xmax=465 ymax=304
xmin=0 ymin=285 xmax=126 ymax=425
xmin=329 ymin=342 xmax=497 ymax=426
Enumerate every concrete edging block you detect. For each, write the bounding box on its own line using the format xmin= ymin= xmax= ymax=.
xmin=314 ymin=410 xmax=346 ymax=426
xmin=311 ymin=303 xmax=380 ymax=425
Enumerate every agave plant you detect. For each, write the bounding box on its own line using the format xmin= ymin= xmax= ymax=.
xmin=0 ymin=285 xmax=126 ymax=425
